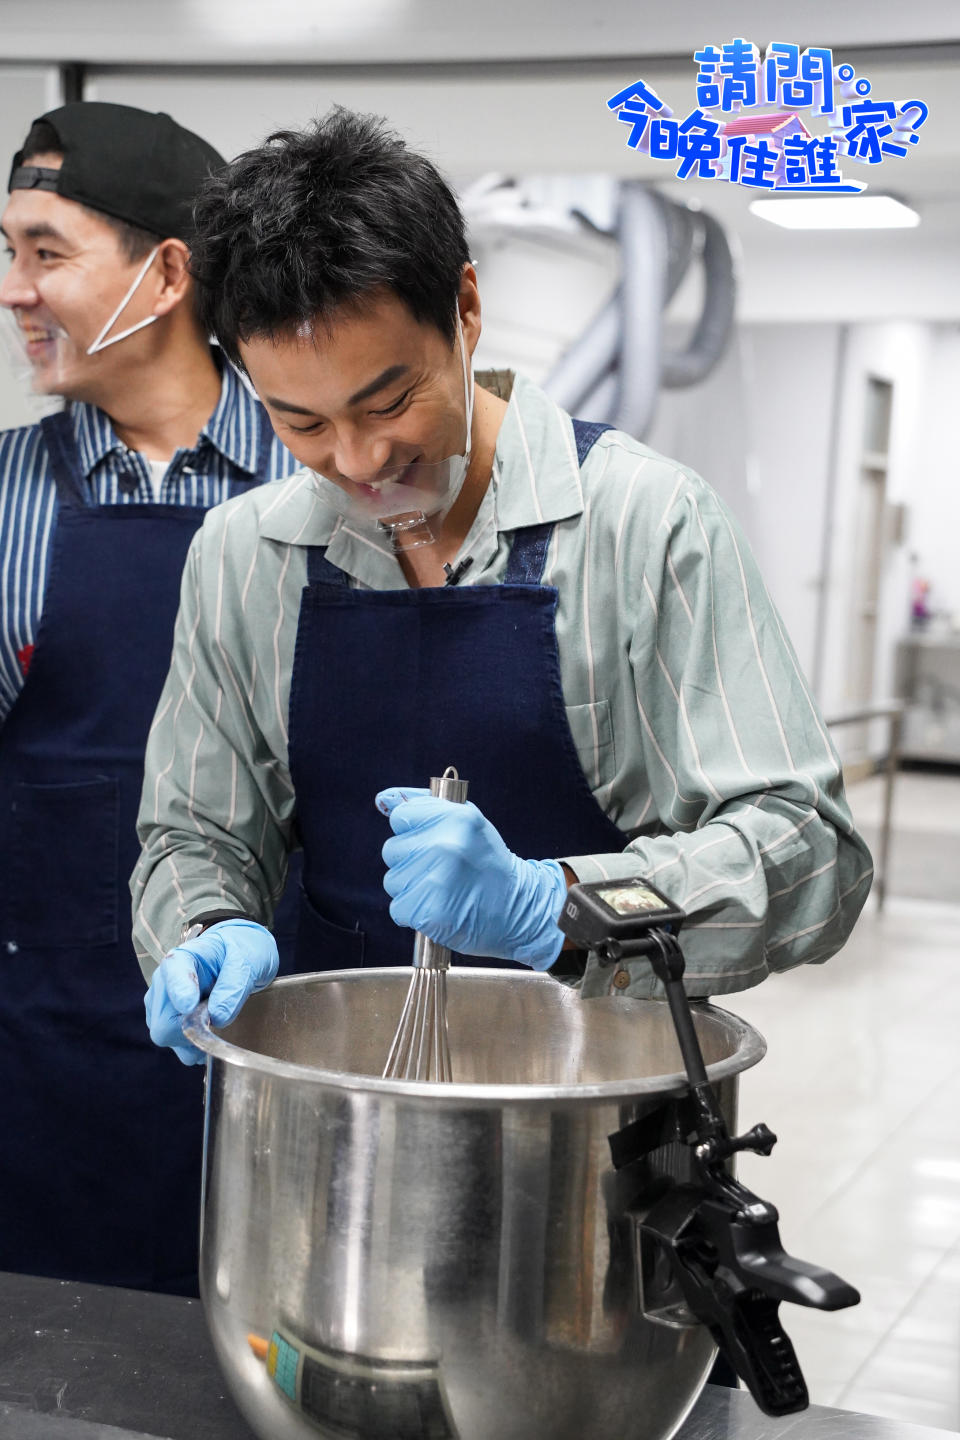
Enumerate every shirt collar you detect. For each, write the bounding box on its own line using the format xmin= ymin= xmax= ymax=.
xmin=71 ymin=399 xmax=123 ymax=477
xmin=199 ymin=360 xmax=268 ymax=473
xmin=256 ymin=469 xmax=406 ymax=584
xmin=70 ymin=354 xmax=267 ymax=477
xmin=490 ymin=370 xmax=585 ymax=531
xmin=257 ymin=370 xmax=585 ymax=551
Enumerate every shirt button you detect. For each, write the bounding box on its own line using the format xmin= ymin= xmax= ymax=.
xmin=6 ymin=941 xmax=18 ymax=955
xmin=612 ymin=969 xmax=630 ymax=990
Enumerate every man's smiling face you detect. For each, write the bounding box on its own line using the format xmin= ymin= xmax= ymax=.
xmin=238 ymin=286 xmax=475 ymax=514
xmin=0 ymin=154 xmax=162 ymax=402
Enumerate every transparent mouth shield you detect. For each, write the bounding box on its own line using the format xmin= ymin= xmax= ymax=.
xmin=0 ymin=305 xmax=70 ymax=407
xmin=311 ymin=450 xmax=471 ymax=549
xmin=310 ymin=311 xmax=476 ymax=551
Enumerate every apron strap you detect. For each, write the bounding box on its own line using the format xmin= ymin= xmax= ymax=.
xmin=40 ymin=411 xmax=89 ymax=510
xmin=504 ymin=522 xmax=554 ymax=585
xmin=571 ymin=418 xmax=614 ymax=461
xmin=307 ymin=542 xmax=351 ymax=587
xmin=504 ymin=418 xmax=613 ymax=586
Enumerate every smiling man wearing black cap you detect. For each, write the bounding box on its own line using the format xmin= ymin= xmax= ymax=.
xmin=0 ymin=102 xmax=302 ymax=1295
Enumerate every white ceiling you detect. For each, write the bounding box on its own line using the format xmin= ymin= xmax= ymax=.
xmin=1 ymin=0 xmax=960 ymax=64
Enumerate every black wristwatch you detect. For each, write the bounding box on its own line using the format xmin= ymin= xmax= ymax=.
xmin=179 ymin=910 xmax=255 ymax=943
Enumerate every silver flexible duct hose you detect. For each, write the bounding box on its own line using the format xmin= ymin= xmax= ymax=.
xmin=661 ymin=193 xmax=697 ymax=305
xmin=541 ymin=183 xmax=737 ymax=438
xmin=661 ymin=209 xmax=737 ymax=389
xmin=610 ymin=184 xmax=668 ymax=438
xmin=540 ymin=295 xmax=620 ymax=417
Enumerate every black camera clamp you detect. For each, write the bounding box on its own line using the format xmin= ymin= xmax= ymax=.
xmin=559 ymin=877 xmax=860 ymax=1418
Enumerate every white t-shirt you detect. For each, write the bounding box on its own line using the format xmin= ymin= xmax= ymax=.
xmin=146 ymin=459 xmax=169 ymax=503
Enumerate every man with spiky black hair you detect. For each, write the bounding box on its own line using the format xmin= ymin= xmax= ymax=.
xmin=136 ymin=108 xmax=871 ymax=1064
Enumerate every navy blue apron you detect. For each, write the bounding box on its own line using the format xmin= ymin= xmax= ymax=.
xmin=0 ymin=407 xmax=293 ymax=1295
xmin=288 ymin=420 xmax=627 ymax=971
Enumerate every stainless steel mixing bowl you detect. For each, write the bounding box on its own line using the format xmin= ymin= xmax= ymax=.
xmin=184 ymin=969 xmax=765 ymax=1440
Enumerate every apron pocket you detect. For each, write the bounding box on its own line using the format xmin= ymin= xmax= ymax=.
xmin=563 ymin=699 xmax=616 ymax=792
xmin=295 ymin=888 xmax=365 ymax=972
xmin=10 ymin=777 xmax=119 ymax=949
xmin=272 ymin=850 xmax=304 ymax=968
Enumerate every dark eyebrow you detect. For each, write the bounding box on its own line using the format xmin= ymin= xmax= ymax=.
xmin=346 ymin=364 xmax=409 ymax=406
xmin=263 ymin=396 xmax=321 ymax=417
xmin=0 ymin=221 xmax=71 ymax=246
xmin=265 ymin=364 xmax=411 ymax=419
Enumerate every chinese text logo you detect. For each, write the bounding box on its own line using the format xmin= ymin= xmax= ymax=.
xmin=606 ymin=41 xmax=929 ymax=191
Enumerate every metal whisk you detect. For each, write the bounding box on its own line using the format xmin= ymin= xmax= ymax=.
xmin=382 ymin=767 xmax=468 ymax=1082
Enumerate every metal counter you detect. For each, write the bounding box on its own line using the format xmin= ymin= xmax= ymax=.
xmin=895 ymin=633 xmax=960 ymax=764
xmin=0 ymin=1272 xmax=955 ymax=1440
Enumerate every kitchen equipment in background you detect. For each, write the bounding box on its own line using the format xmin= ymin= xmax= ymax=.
xmin=383 ymin=767 xmax=469 ymax=1083
xmin=896 ymin=631 xmax=960 ymax=764
xmin=185 ymin=969 xmax=765 ymax=1440
xmin=463 ymin=176 xmax=736 ymax=440
xmin=558 ymin=875 xmax=860 ymax=1416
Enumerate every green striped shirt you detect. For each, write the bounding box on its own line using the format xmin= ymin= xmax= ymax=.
xmin=132 ymin=371 xmax=872 ymax=998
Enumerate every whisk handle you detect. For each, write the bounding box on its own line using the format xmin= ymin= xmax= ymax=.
xmin=412 ymin=767 xmax=469 ymax=973
xmin=431 ymin=768 xmax=469 ymax=805
xmin=413 ymin=932 xmax=451 ymax=972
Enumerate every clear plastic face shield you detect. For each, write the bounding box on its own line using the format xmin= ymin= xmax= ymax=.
xmin=309 ymin=311 xmax=475 ymax=551
xmin=0 ymin=302 xmax=67 ymax=409
xmin=0 ymin=242 xmax=160 ymax=401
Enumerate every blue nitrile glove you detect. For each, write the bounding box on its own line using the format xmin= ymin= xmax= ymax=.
xmin=144 ymin=918 xmax=279 ymax=1066
xmin=377 ymin=787 xmax=568 ymax=970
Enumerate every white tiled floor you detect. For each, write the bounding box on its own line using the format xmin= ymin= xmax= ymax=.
xmin=726 ymin=771 xmax=960 ymax=1430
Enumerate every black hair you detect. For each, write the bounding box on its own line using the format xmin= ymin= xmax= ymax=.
xmin=21 ymin=118 xmax=161 ymax=261
xmin=189 ymin=107 xmax=471 ymax=366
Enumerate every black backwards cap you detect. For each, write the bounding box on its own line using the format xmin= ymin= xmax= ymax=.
xmin=7 ymin=102 xmax=226 ymax=244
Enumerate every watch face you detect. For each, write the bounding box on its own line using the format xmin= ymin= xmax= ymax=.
xmin=596 ymin=882 xmax=670 ymax=917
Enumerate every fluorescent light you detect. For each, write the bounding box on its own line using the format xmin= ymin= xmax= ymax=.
xmin=187 ymin=0 xmax=405 ymax=42
xmin=749 ymin=196 xmax=920 ymax=230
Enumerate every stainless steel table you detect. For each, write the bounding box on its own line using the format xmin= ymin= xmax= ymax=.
xmin=0 ymin=1271 xmax=255 ymax=1440
xmin=1 ymin=1272 xmax=955 ymax=1440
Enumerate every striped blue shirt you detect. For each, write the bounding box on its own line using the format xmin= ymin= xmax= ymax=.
xmin=0 ymin=361 xmax=300 ymax=726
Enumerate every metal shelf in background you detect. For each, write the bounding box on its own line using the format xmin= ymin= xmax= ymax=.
xmin=824 ymin=699 xmax=903 ymax=912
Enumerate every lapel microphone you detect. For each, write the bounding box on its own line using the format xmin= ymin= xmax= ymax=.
xmin=443 ymin=557 xmax=474 ymax=587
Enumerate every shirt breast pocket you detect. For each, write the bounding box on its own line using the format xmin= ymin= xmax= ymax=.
xmin=563 ymin=699 xmax=616 ymax=793
xmin=10 ymin=778 xmax=119 ymax=950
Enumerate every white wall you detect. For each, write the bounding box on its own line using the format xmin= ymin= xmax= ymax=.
xmin=634 ymin=315 xmax=947 ymax=763
xmin=904 ymin=327 xmax=960 ymax=625
xmin=818 ymin=323 xmax=931 ymax=719
xmin=721 ymin=222 xmax=960 ymax=326
xmin=0 ymin=66 xmax=63 ymax=432
xmin=738 ymin=323 xmax=841 ymax=681
xmin=644 ymin=324 xmax=757 ymax=545
xmin=727 ymin=320 xmax=941 ymax=759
